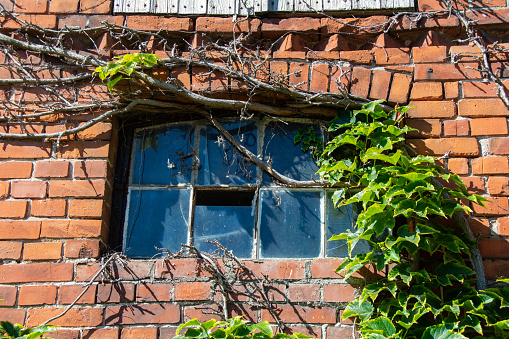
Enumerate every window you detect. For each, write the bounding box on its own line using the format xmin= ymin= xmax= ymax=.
xmin=113 ymin=117 xmax=368 ymax=259
xmin=114 ymin=0 xmax=414 ymax=15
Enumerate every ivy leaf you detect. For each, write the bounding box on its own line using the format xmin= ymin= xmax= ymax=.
xmin=388 ymin=263 xmax=412 ymax=285
xmin=331 ymin=188 xmax=346 ymax=206
xmin=343 ymin=300 xmax=374 ymax=321
xmin=361 ymin=281 xmax=397 ymax=302
xmin=459 ymin=314 xmax=483 ymax=335
xmin=435 ymin=262 xmax=475 ymax=286
xmin=107 ymin=75 xmax=123 ymax=91
xmin=360 ymin=316 xmax=396 ymax=337
xmin=247 ymin=322 xmax=273 ymax=337
xmin=421 ymin=324 xmax=467 ymax=339
xmin=394 ymin=199 xmax=417 ymax=217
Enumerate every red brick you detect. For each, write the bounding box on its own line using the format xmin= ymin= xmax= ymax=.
xmin=0 ymin=200 xmax=28 ymax=218
xmin=467 ymin=218 xmax=490 ymax=238
xmin=76 ymin=122 xmax=112 ymax=140
xmin=23 ymin=242 xmax=63 ymax=261
xmin=0 ymin=241 xmax=22 ymax=260
xmin=350 ymin=67 xmax=371 ymax=98
xmin=159 ymin=327 xmax=178 ymax=339
xmin=288 ymin=284 xmax=320 ymax=302
xmin=48 ymin=0 xmax=78 ymax=13
xmin=284 ymin=326 xmax=322 ymax=338
xmin=488 ymin=177 xmax=509 ymax=196
xmin=68 ymin=199 xmax=104 ymax=218
xmin=57 ymin=14 xmax=122 ymax=29
xmin=272 ymin=51 xmax=306 ymax=59
xmin=479 ymin=239 xmax=509 ymax=259
xmin=136 ymin=283 xmax=172 ymax=302
xmin=461 ymin=176 xmax=485 ymax=194
xmin=79 ymin=0 xmax=111 ymax=13
xmin=407 ymin=138 xmax=479 ymax=157
xmin=64 ymin=239 xmax=101 ymax=259
xmin=340 ymin=50 xmax=373 ymax=64
xmin=41 ymin=219 xmax=102 ymax=238
xmin=462 ymin=81 xmax=498 ymax=98
xmin=406 ymin=119 xmax=441 ymax=138
xmin=0 ymin=262 xmax=73 ymax=283
xmin=489 ymin=137 xmax=509 ymax=155
xmin=321 ymin=16 xmax=388 ymax=35
xmin=374 ymin=48 xmax=410 ymax=65
xmin=309 ymin=63 xmax=329 ymax=92
xmin=499 ymin=217 xmax=509 ymax=236
xmin=330 ymin=65 xmax=351 ymax=93
xmin=121 ymin=327 xmax=158 ymax=339
xmin=323 ymin=284 xmax=358 ymax=303
xmin=183 ymin=305 xmax=222 ymax=323
xmin=191 ymin=66 xmax=210 ymax=91
xmin=19 ymin=285 xmax=57 ymax=305
xmin=97 ymin=283 xmax=135 ymax=303
xmin=242 ymin=260 xmax=306 ymax=279
xmin=459 ymin=99 xmax=509 ymax=117
xmin=14 ymin=0 xmax=48 ymax=13
xmin=412 ymin=46 xmax=448 ymax=63
xmin=262 ymin=17 xmax=320 ymax=33
xmin=415 ymin=63 xmax=482 ymax=81
xmin=105 ymin=304 xmax=180 ymax=325
xmin=0 ymin=142 xmax=50 ymax=159
xmin=58 ymin=141 xmax=110 ymax=158
xmin=0 ymin=309 xmax=26 ymax=325
xmin=171 ymin=66 xmax=191 ymax=89
xmin=2 ymin=14 xmax=57 ymax=29
xmin=27 ymin=307 xmax=103 ymax=327
xmin=369 ymin=70 xmax=391 ymax=100
xmin=42 ymin=329 xmax=80 ymax=339
xmin=470 ymin=118 xmax=508 ymax=136
xmin=11 ymin=181 xmax=47 ymax=199
xmin=31 ymin=199 xmax=66 ymax=217
xmin=81 ymin=328 xmax=119 ymax=339
xmin=0 ymin=161 xmax=32 ymax=179
xmin=388 ymin=73 xmax=412 ymax=104
xmin=174 ymin=282 xmax=210 ymax=301
xmin=34 ymin=161 xmax=70 ymax=178
xmin=472 ymin=157 xmax=509 ymax=175
xmin=76 ymin=261 xmax=150 ymax=282
xmin=444 ymin=82 xmax=459 ymax=99
xmin=125 ymin=16 xmax=192 ymax=31
xmin=484 ymin=261 xmax=509 ymax=280
xmin=407 ymin=101 xmax=457 ymax=119
xmin=196 ymin=17 xmax=260 ymax=33
xmin=49 ymin=179 xmax=105 ymax=198
xmin=472 ymin=197 xmax=509 ymax=216
xmin=447 ymin=158 xmax=469 ymax=175
xmin=289 ymin=62 xmax=309 ymax=91
xmin=410 ymin=82 xmax=443 ymax=100
xmin=0 ymin=220 xmax=40 ymax=240
xmin=327 ymin=326 xmax=357 ymax=338
xmin=443 ymin=119 xmax=469 ymax=136
xmin=58 ymin=284 xmax=97 ymax=304
xmin=157 ymin=259 xmax=211 ymax=278
xmin=0 ymin=285 xmax=17 ymax=306
xmin=8 ymin=123 xmax=44 ymax=135
xmin=0 ymin=181 xmax=8 ymax=199
xmin=261 ymin=305 xmax=336 ymax=324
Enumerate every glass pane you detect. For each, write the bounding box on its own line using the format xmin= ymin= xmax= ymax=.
xmin=198 ymin=121 xmax=257 ymax=186
xmin=326 ymin=192 xmax=370 ymax=257
xmin=132 ymin=124 xmax=195 ymax=185
xmin=259 ymin=190 xmax=322 ymax=258
xmin=124 ymin=189 xmax=190 ymax=258
xmin=262 ymin=122 xmax=320 ymax=185
xmin=194 ymin=205 xmax=255 ymax=258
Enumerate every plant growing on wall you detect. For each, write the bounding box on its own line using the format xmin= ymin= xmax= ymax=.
xmin=311 ymin=100 xmax=509 ymax=338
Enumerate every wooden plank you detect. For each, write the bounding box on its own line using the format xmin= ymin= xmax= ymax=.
xmin=381 ymin=0 xmax=413 ymax=8
xmin=134 ymin=0 xmax=151 ymax=12
xmin=254 ymin=0 xmax=264 ymax=12
xmin=208 ymin=0 xmax=236 ymax=14
xmin=323 ymin=0 xmax=351 ymax=11
xmin=352 ymin=0 xmax=380 ymax=9
xmin=295 ymin=0 xmax=323 ymax=11
xmin=237 ymin=0 xmax=256 ymax=15
xmin=113 ymin=0 xmax=124 ymax=13
xmin=266 ymin=0 xmax=293 ymax=11
xmin=179 ymin=0 xmax=207 ymax=14
xmin=117 ymin=0 xmax=136 ymax=12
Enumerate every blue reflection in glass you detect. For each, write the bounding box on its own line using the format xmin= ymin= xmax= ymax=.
xmin=259 ymin=190 xmax=321 ymax=258
xmin=262 ymin=122 xmax=320 ymax=185
xmin=198 ymin=121 xmax=257 ymax=186
xmin=132 ymin=124 xmax=195 ymax=185
xmin=194 ymin=205 xmax=255 ymax=258
xmin=325 ymin=192 xmax=369 ymax=257
xmin=125 ymin=189 xmax=190 ymax=258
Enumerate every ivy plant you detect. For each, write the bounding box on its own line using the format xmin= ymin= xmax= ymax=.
xmin=313 ymin=100 xmax=509 ymax=338
xmin=0 ymin=321 xmax=55 ymax=339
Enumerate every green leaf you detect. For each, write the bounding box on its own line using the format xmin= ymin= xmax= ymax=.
xmin=107 ymin=75 xmax=123 ymax=91
xmin=177 ymin=319 xmax=202 ymax=335
xmin=247 ymin=321 xmax=273 ymax=337
xmin=421 ymin=324 xmax=467 ymax=339
xmin=459 ymin=314 xmax=482 ymax=335
xmin=393 ymin=199 xmax=417 ymax=217
xmin=361 ymin=316 xmax=396 ymax=337
xmin=342 ymin=300 xmax=374 ymax=321
xmin=388 ymin=263 xmax=412 ymax=285
xmin=435 ymin=262 xmax=475 ymax=286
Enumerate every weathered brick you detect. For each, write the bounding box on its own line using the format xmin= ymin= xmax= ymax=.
xmin=41 ymin=329 xmax=80 ymax=339
xmin=410 ymin=82 xmax=443 ymax=100
xmin=388 ymin=73 xmax=412 ymax=104
xmin=105 ymin=304 xmax=180 ymax=325
xmin=484 ymin=261 xmax=509 ymax=280
xmin=443 ymin=119 xmax=469 ymax=136
xmin=34 ymin=161 xmax=69 ymax=178
xmin=2 ymin=14 xmax=57 ymax=29
xmin=58 ymin=141 xmax=110 ymax=159
xmin=76 ymin=122 xmax=112 ymax=140
xmin=19 ymin=285 xmax=57 ymax=305
xmin=183 ymin=305 xmax=223 ymax=323
xmin=157 ymin=259 xmax=210 ymax=279
xmin=0 ymin=181 xmax=8 ymax=199
xmin=289 ymin=62 xmax=309 ymax=91
xmin=472 ymin=197 xmax=509 ymax=216
xmin=414 ymin=63 xmax=482 ymax=81
xmin=406 ymin=119 xmax=441 ymax=138
xmin=374 ymin=48 xmax=410 ymax=65
xmin=350 ymin=67 xmax=371 ymax=98
xmin=0 ymin=142 xmax=51 ymax=159
xmin=0 ymin=161 xmax=32 ymax=179
xmin=499 ymin=217 xmax=509 ymax=236
xmin=68 ymin=199 xmax=104 ymax=218
xmin=330 ymin=65 xmax=351 ymax=93
xmin=23 ymin=242 xmax=63 ymax=261
xmin=27 ymin=307 xmax=103 ymax=327
xmin=459 ymin=98 xmax=509 ymax=117
xmin=288 ymin=284 xmax=320 ymax=302
xmin=0 ymin=241 xmax=22 ymax=260
xmin=261 ymin=305 xmax=336 ymax=324
xmin=369 ymin=70 xmax=391 ymax=100
xmin=309 ymin=63 xmax=329 ymax=92
xmin=412 ymin=46 xmax=448 ymax=63
xmin=58 ymin=284 xmax=97 ymax=304
xmin=14 ymin=0 xmax=48 ymax=13
xmin=470 ymin=118 xmax=508 ymax=136
xmin=136 ymin=283 xmax=172 ymax=302
xmin=0 ymin=262 xmax=73 ymax=283
xmin=323 ymin=284 xmax=358 ymax=303
xmin=262 ymin=17 xmax=320 ymax=33
xmin=0 ymin=309 xmax=26 ymax=325
xmin=447 ymin=158 xmax=469 ymax=175
xmin=11 ymin=181 xmax=47 ymax=199
xmin=97 ymin=283 xmax=135 ymax=303
xmin=340 ymin=50 xmax=373 ymax=64
xmin=41 ymin=219 xmax=102 ymax=238
xmin=243 ymin=260 xmax=306 ymax=280
xmin=310 ymin=259 xmax=343 ymax=278
xmin=0 ymin=286 xmax=17 ymax=306
xmin=121 ymin=327 xmax=158 ymax=339
xmin=488 ymin=177 xmax=509 ymax=196
xmin=407 ymin=101 xmax=456 ymax=119
xmin=444 ymin=82 xmax=459 ymax=99
xmin=407 ymin=138 xmax=479 ymax=157
xmin=79 ymin=0 xmax=111 ymax=13
xmin=125 ymin=16 xmax=192 ymax=31
xmin=489 ymin=137 xmax=509 ymax=155
xmin=472 ymin=157 xmax=509 ymax=175
xmin=479 ymin=239 xmax=509 ymax=259
xmin=159 ymin=327 xmax=178 ymax=339
xmin=31 ymin=199 xmax=66 ymax=217
xmin=64 ymin=239 xmax=101 ymax=258
xmin=461 ymin=176 xmax=485 ymax=194
xmin=0 ymin=200 xmax=28 ymax=218
xmin=327 ymin=326 xmax=357 ymax=338
xmin=462 ymin=81 xmax=498 ymax=98
xmin=174 ymin=282 xmax=210 ymax=301
xmin=49 ymin=179 xmax=105 ymax=198
xmin=81 ymin=328 xmax=119 ymax=339
xmin=48 ymin=0 xmax=78 ymax=13
xmin=467 ymin=218 xmax=490 ymax=238
xmin=196 ymin=17 xmax=260 ymax=33
xmin=0 ymin=220 xmax=40 ymax=240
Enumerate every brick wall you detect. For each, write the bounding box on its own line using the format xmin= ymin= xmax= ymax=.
xmin=1 ymin=0 xmax=509 ymax=338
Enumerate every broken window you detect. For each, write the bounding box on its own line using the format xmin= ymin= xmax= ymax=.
xmin=121 ymin=118 xmax=359 ymax=258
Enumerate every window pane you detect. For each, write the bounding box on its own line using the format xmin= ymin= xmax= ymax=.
xmin=259 ymin=190 xmax=322 ymax=258
xmin=263 ymin=122 xmax=320 ymax=185
xmin=198 ymin=121 xmax=258 ymax=186
xmin=124 ymin=189 xmax=190 ymax=258
xmin=132 ymin=124 xmax=195 ymax=185
xmin=325 ymin=192 xmax=370 ymax=257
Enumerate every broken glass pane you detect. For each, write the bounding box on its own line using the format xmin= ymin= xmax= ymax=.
xmin=198 ymin=121 xmax=258 ymax=186
xmin=325 ymin=191 xmax=370 ymax=257
xmin=262 ymin=122 xmax=320 ymax=185
xmin=124 ymin=188 xmax=190 ymax=258
xmin=259 ymin=189 xmax=322 ymax=258
xmin=132 ymin=124 xmax=195 ymax=186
